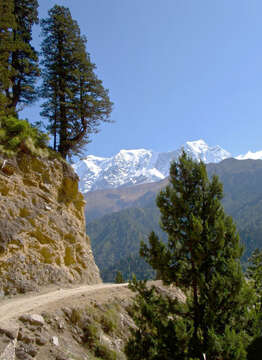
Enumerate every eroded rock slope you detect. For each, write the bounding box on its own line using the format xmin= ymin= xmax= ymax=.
xmin=0 ymin=152 xmax=101 ymax=295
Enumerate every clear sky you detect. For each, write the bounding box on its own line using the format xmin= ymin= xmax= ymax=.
xmin=21 ymin=0 xmax=262 ymax=157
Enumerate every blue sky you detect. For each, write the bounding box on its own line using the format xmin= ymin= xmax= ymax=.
xmin=21 ymin=0 xmax=262 ymax=157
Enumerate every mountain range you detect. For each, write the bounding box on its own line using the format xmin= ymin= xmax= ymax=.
xmin=72 ymin=139 xmax=262 ymax=282
xmin=73 ymin=139 xmax=262 ymax=194
xmin=86 ymin=158 xmax=262 ymax=281
xmin=73 ymin=140 xmax=231 ymax=193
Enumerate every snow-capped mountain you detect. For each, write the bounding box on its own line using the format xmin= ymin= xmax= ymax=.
xmin=73 ymin=140 xmax=232 ymax=193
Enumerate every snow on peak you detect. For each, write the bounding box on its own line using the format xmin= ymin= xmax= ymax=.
xmin=73 ymin=140 xmax=232 ymax=193
xmin=236 ymin=150 xmax=262 ymax=160
xmin=115 ymin=148 xmax=153 ymax=162
xmin=186 ymin=139 xmax=208 ymax=152
xmin=183 ymin=140 xmax=231 ymax=164
xmin=118 ymin=148 xmax=150 ymax=156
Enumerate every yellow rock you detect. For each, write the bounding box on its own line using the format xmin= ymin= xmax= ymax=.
xmin=0 ymin=152 xmax=101 ymax=295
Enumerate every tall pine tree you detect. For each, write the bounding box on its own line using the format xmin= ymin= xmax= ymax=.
xmin=126 ymin=152 xmax=253 ymax=360
xmin=40 ymin=5 xmax=113 ymax=159
xmin=0 ymin=0 xmax=39 ymax=114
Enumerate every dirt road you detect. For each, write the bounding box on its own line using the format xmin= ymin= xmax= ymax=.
xmin=0 ymin=283 xmax=128 ymax=325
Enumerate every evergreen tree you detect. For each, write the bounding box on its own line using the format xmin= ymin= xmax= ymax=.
xmin=40 ymin=5 xmax=113 ymax=159
xmin=247 ymin=248 xmax=262 ymax=309
xmin=125 ymin=277 xmax=193 ymax=360
xmin=0 ymin=0 xmax=16 ymax=111
xmin=115 ymin=270 xmax=124 ymax=284
xmin=246 ymin=248 xmax=262 ymax=341
xmin=0 ymin=0 xmax=39 ymax=114
xmin=126 ymin=152 xmax=253 ymax=360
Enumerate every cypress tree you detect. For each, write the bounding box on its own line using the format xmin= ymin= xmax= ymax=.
xmin=126 ymin=152 xmax=253 ymax=360
xmin=40 ymin=5 xmax=113 ymax=159
xmin=0 ymin=0 xmax=39 ymax=114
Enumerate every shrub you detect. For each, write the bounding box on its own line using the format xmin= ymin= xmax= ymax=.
xmin=115 ymin=271 xmax=124 ymax=284
xmin=83 ymin=323 xmax=100 ymax=348
xmin=94 ymin=343 xmax=117 ymax=360
xmin=100 ymin=310 xmax=117 ymax=334
xmin=0 ymin=115 xmax=49 ymax=156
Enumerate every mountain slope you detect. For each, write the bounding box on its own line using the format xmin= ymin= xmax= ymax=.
xmin=87 ymin=158 xmax=262 ymax=281
xmin=88 ymin=206 xmax=165 ymax=269
xmin=87 ymin=205 xmax=165 ymax=282
xmin=74 ymin=140 xmax=231 ymax=193
xmin=85 ymin=178 xmax=167 ymax=222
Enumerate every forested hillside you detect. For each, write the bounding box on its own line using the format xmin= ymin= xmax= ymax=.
xmin=84 ymin=178 xmax=167 ymax=222
xmin=87 ymin=158 xmax=262 ymax=281
xmin=87 ymin=206 xmax=166 ymax=281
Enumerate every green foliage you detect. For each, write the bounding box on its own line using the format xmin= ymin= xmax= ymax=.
xmin=83 ymin=318 xmax=117 ymax=360
xmin=0 ymin=115 xmax=49 ymax=155
xmin=1 ymin=1 xmax=112 ymax=156
xmin=115 ymin=271 xmax=124 ymax=284
xmin=83 ymin=322 xmax=100 ymax=348
xmin=126 ymin=153 xmax=253 ymax=360
xmin=246 ymin=248 xmax=262 ymax=337
xmin=70 ymin=303 xmax=124 ymax=360
xmin=0 ymin=0 xmax=40 ymax=115
xmin=99 ymin=307 xmax=119 ymax=334
xmin=125 ymin=278 xmax=192 ymax=360
xmin=94 ymin=343 xmax=117 ymax=360
xmin=247 ymin=248 xmax=262 ymax=301
xmin=40 ymin=5 xmax=113 ymax=159
xmin=0 ymin=0 xmax=16 ymax=112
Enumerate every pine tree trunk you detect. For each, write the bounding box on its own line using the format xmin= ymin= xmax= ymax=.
xmin=57 ymin=35 xmax=68 ymax=159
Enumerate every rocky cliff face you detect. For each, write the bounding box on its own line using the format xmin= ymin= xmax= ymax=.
xmin=0 ymin=152 xmax=101 ymax=295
